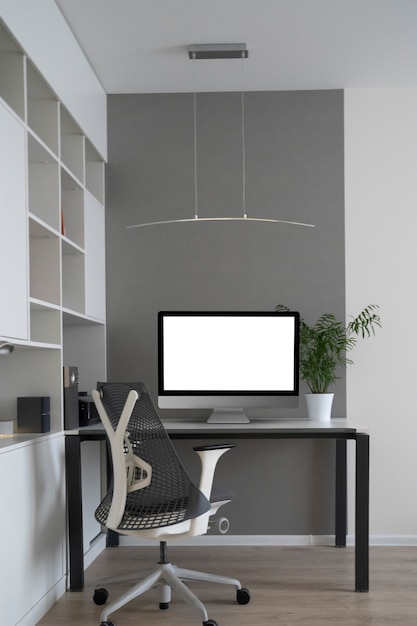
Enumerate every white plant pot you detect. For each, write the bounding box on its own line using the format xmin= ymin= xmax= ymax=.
xmin=305 ymin=393 xmax=334 ymax=421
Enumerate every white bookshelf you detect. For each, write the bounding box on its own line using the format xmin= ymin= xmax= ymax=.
xmin=0 ymin=23 xmax=25 ymax=119
xmin=0 ymin=8 xmax=107 ymax=625
xmin=0 ymin=19 xmax=106 ymax=434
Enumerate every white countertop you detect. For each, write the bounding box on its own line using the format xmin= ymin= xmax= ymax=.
xmin=0 ymin=431 xmax=63 ymax=453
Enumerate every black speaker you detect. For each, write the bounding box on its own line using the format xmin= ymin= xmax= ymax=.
xmin=17 ymin=396 xmax=50 ymax=433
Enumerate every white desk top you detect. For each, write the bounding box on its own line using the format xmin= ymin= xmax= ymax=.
xmin=162 ymin=418 xmax=362 ymax=434
xmin=65 ymin=417 xmax=365 ymax=437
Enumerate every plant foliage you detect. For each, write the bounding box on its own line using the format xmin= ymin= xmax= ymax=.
xmin=275 ymin=304 xmax=381 ymax=394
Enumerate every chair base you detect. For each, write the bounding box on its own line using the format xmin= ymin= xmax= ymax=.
xmin=97 ymin=561 xmax=242 ymax=623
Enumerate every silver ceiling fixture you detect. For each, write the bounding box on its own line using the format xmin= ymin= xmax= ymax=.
xmin=127 ymin=43 xmax=315 ymax=230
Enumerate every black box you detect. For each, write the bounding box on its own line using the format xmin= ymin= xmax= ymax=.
xmin=79 ymin=394 xmax=100 ymax=426
xmin=17 ymin=396 xmax=50 ymax=433
xmin=64 ymin=385 xmax=79 ymax=429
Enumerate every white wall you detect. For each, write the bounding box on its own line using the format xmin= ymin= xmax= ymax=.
xmin=345 ymin=88 xmax=417 ymax=540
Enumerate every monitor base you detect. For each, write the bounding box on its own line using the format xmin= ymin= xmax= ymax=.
xmin=207 ymin=408 xmax=250 ymax=424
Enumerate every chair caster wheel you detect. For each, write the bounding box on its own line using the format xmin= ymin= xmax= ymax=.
xmin=100 ymin=621 xmax=116 ymax=626
xmin=93 ymin=587 xmax=109 ymax=605
xmin=203 ymin=620 xmax=218 ymax=626
xmin=159 ymin=602 xmax=170 ymax=609
xmin=237 ymin=587 xmax=251 ymax=604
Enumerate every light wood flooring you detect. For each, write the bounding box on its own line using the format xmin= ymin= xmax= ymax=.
xmin=38 ymin=546 xmax=417 ymax=625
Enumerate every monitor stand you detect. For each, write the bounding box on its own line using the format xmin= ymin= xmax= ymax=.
xmin=207 ymin=408 xmax=250 ymax=424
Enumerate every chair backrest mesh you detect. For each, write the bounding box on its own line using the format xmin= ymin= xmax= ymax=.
xmin=95 ymin=382 xmax=210 ymax=531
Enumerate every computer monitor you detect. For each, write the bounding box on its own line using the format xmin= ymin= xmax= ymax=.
xmin=158 ymin=311 xmax=300 ymax=423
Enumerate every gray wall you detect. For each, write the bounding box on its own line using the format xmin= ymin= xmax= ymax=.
xmin=105 ymin=90 xmax=345 ymax=534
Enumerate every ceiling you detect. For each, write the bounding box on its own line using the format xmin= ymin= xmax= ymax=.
xmin=55 ymin=0 xmax=417 ymax=94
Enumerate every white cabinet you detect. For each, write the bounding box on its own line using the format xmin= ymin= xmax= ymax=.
xmin=0 ymin=103 xmax=28 ymax=340
xmin=0 ymin=436 xmax=66 ymax=626
xmin=0 ymin=445 xmax=34 ymax=626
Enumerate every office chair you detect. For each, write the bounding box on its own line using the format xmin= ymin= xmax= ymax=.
xmin=91 ymin=382 xmax=250 ymax=626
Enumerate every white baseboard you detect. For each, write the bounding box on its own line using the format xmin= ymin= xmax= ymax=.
xmin=118 ymin=534 xmax=417 ymax=547
xmin=84 ymin=533 xmax=107 ymax=569
xmin=18 ymin=536 xmax=105 ymax=625
xmin=17 ymin=578 xmax=66 ymax=626
xmin=368 ymin=535 xmax=417 ymax=546
xmin=119 ymin=535 xmax=334 ymax=547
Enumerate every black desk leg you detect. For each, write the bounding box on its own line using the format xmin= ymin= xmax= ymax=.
xmin=355 ymin=432 xmax=370 ymax=592
xmin=335 ymin=439 xmax=347 ymax=547
xmin=65 ymin=436 xmax=84 ymax=591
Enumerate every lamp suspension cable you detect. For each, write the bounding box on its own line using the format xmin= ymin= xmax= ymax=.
xmin=192 ymin=50 xmax=198 ymax=219
xmin=241 ymin=49 xmax=247 ymax=220
xmin=127 ymin=43 xmax=315 ymax=230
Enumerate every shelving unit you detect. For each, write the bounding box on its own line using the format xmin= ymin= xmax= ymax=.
xmin=62 ymin=238 xmax=86 ymax=313
xmin=60 ymin=107 xmax=85 ymax=184
xmin=0 ymin=22 xmax=25 ymax=119
xmin=61 ymin=167 xmax=84 ymax=245
xmin=26 ymin=60 xmax=59 ymax=155
xmin=85 ymin=138 xmax=105 ymax=204
xmin=0 ymin=9 xmax=107 ymax=625
xmin=28 ymin=134 xmax=60 ymax=229
xmin=30 ymin=301 xmax=61 ymax=345
xmin=0 ymin=19 xmax=106 ymax=435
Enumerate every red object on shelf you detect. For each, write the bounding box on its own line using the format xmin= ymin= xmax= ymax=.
xmin=61 ymin=209 xmax=66 ymax=236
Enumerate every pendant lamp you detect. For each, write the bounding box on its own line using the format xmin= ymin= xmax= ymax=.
xmin=127 ymin=43 xmax=315 ymax=230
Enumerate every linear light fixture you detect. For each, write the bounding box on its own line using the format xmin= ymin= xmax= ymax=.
xmin=188 ymin=43 xmax=249 ymax=60
xmin=127 ymin=44 xmax=315 ymax=230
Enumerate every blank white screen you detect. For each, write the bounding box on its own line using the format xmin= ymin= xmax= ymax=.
xmin=162 ymin=315 xmax=296 ymax=392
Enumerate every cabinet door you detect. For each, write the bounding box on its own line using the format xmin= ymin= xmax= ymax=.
xmin=84 ymin=193 xmax=105 ymax=320
xmin=0 ymin=103 xmax=28 ymax=339
xmin=0 ymin=437 xmax=66 ymax=626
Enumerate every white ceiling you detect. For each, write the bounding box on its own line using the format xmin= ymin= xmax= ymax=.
xmin=56 ymin=0 xmax=417 ymax=94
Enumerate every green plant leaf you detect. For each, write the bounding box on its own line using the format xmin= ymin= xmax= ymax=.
xmin=275 ymin=303 xmax=381 ymax=393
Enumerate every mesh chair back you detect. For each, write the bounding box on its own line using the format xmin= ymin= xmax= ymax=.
xmin=95 ymin=382 xmax=210 ymax=531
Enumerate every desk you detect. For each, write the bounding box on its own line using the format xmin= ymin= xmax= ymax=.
xmin=65 ymin=419 xmax=369 ymax=593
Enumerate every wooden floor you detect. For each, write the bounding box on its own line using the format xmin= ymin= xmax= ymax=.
xmin=38 ymin=545 xmax=417 ymax=625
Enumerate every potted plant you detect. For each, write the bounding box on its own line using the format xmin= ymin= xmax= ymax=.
xmin=275 ymin=304 xmax=381 ymax=420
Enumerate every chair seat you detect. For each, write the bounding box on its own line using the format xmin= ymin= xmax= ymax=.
xmin=96 ymin=482 xmax=211 ymax=531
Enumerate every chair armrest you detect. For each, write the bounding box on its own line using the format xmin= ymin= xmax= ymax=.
xmin=193 ymin=444 xmax=235 ymax=499
xmin=193 ymin=444 xmax=236 ymax=452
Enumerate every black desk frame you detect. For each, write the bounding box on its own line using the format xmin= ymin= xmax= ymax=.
xmin=65 ymin=424 xmax=369 ymax=593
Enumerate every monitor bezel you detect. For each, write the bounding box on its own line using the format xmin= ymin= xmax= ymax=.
xmin=157 ymin=310 xmax=300 ymax=398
